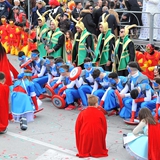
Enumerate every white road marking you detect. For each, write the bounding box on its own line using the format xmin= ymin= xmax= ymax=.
xmin=7 ymin=132 xmax=98 ymax=160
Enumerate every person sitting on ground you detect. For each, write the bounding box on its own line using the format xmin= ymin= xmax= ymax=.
xmin=75 ymin=94 xmax=108 ymax=158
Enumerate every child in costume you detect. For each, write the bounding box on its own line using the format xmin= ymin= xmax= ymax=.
xmin=11 ymin=70 xmax=42 ymax=122
xmin=78 ymin=57 xmax=104 ymax=108
xmin=0 ymin=72 xmax=13 ymax=134
xmin=119 ymin=62 xmax=149 ymax=120
xmin=124 ymin=108 xmax=156 ymax=160
xmin=75 ymin=94 xmax=108 ymax=158
xmin=57 ymin=64 xmax=83 ymax=110
xmin=31 ymin=49 xmax=48 ymax=98
xmin=99 ymin=72 xmax=127 ymax=115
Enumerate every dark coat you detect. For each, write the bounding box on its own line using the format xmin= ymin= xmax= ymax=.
xmin=59 ymin=19 xmax=71 ymax=33
xmin=80 ymin=10 xmax=96 ymax=35
xmin=93 ymin=7 xmax=103 ymax=27
xmin=0 ymin=2 xmax=9 ymax=18
xmin=50 ymin=6 xmax=63 ymax=19
xmin=31 ymin=6 xmax=46 ymax=27
xmin=99 ymin=12 xmax=117 ymax=34
xmin=125 ymin=0 xmax=142 ymax=26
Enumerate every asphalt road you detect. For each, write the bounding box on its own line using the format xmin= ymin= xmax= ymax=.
xmin=0 ymin=55 xmax=136 ymax=160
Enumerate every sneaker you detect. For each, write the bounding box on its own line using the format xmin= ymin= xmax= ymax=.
xmin=78 ymin=106 xmax=85 ymax=111
xmin=39 ymin=94 xmax=46 ymax=100
xmin=0 ymin=128 xmax=7 ymax=134
xmin=65 ymin=105 xmax=76 ymax=110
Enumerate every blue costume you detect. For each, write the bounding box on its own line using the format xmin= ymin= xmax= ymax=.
xmin=93 ymin=71 xmax=111 ymax=104
xmin=31 ymin=54 xmax=48 ymax=96
xmin=120 ymin=71 xmax=150 ymax=118
xmin=103 ymin=76 xmax=127 ymax=111
xmin=11 ymin=77 xmax=36 ymax=122
xmin=78 ymin=63 xmax=104 ymax=107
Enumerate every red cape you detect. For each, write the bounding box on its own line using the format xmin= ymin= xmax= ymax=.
xmin=75 ymin=107 xmax=108 ymax=158
xmin=0 ymin=83 xmax=10 ymax=131
xmin=0 ymin=54 xmax=18 ymax=86
xmin=148 ymin=123 xmax=160 ymax=160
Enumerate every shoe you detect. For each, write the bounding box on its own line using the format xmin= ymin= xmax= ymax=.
xmin=78 ymin=106 xmax=85 ymax=111
xmin=39 ymin=94 xmax=46 ymax=100
xmin=65 ymin=105 xmax=76 ymax=110
xmin=0 ymin=128 xmax=7 ymax=134
xmin=153 ymin=39 xmax=157 ymax=41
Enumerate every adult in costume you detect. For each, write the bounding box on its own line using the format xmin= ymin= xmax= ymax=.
xmin=71 ymin=17 xmax=94 ymax=67
xmin=75 ymin=95 xmax=108 ymax=158
xmin=0 ymin=72 xmax=12 ymax=133
xmin=45 ymin=13 xmax=65 ymax=60
xmin=113 ymin=25 xmax=136 ymax=76
xmin=136 ymin=44 xmax=160 ymax=80
xmin=93 ymin=13 xmax=115 ymax=71
xmin=32 ymin=10 xmax=49 ymax=58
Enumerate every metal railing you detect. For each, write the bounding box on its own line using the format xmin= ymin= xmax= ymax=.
xmin=115 ymin=10 xmax=160 ymax=44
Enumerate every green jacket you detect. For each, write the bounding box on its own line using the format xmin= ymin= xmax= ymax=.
xmin=94 ymin=29 xmax=115 ymax=65
xmin=36 ymin=23 xmax=49 ymax=58
xmin=72 ymin=29 xmax=94 ymax=66
xmin=47 ymin=28 xmax=65 ymax=59
xmin=114 ymin=35 xmax=132 ymax=71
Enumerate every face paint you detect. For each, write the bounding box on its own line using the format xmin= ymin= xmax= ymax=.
xmin=18 ymin=55 xmax=26 ymax=61
xmin=56 ymin=62 xmax=63 ymax=67
xmin=146 ymin=44 xmax=154 ymax=54
xmin=31 ymin=52 xmax=39 ymax=58
xmin=95 ymin=77 xmax=101 ymax=82
xmin=45 ymin=59 xmax=51 ymax=65
xmin=59 ymin=67 xmax=66 ymax=73
xmin=84 ymin=62 xmax=92 ymax=69
xmin=127 ymin=67 xmax=131 ymax=73
xmin=108 ymin=78 xmax=116 ymax=85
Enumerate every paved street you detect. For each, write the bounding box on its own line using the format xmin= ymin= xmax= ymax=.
xmin=0 ymin=55 xmax=136 ymax=160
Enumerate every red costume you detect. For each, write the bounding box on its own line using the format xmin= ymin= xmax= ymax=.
xmin=65 ymin=39 xmax=72 ymax=62
xmin=75 ymin=107 xmax=108 ymax=158
xmin=148 ymin=123 xmax=160 ymax=160
xmin=0 ymin=83 xmax=11 ymax=132
xmin=136 ymin=44 xmax=160 ymax=80
xmin=0 ymin=43 xmax=18 ymax=86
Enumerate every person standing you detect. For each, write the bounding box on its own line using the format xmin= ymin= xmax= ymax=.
xmin=93 ymin=13 xmax=115 ymax=71
xmin=113 ymin=25 xmax=136 ymax=76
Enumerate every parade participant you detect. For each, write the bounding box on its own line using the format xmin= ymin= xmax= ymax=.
xmin=0 ymin=72 xmax=13 ymax=134
xmin=130 ymin=83 xmax=156 ymax=122
xmin=45 ymin=14 xmax=65 ymax=60
xmin=93 ymin=13 xmax=115 ymax=71
xmin=78 ymin=57 xmax=104 ymax=108
xmin=11 ymin=70 xmax=42 ymax=122
xmin=119 ymin=61 xmax=149 ymax=119
xmin=99 ymin=72 xmax=127 ymax=113
xmin=91 ymin=69 xmax=111 ymax=103
xmin=113 ymin=25 xmax=136 ymax=76
xmin=0 ymin=15 xmax=9 ymax=53
xmin=30 ymin=50 xmax=48 ymax=98
xmin=57 ymin=64 xmax=83 ymax=110
xmin=65 ymin=30 xmax=73 ymax=62
xmin=31 ymin=10 xmax=49 ymax=58
xmin=7 ymin=19 xmax=21 ymax=55
xmin=0 ymin=43 xmax=18 ymax=86
xmin=18 ymin=51 xmax=32 ymax=73
xmin=136 ymin=44 xmax=160 ymax=80
xmin=124 ymin=108 xmax=156 ymax=160
xmin=75 ymin=94 xmax=108 ymax=158
xmin=71 ymin=17 xmax=94 ymax=67
xmin=153 ymin=78 xmax=160 ymax=121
